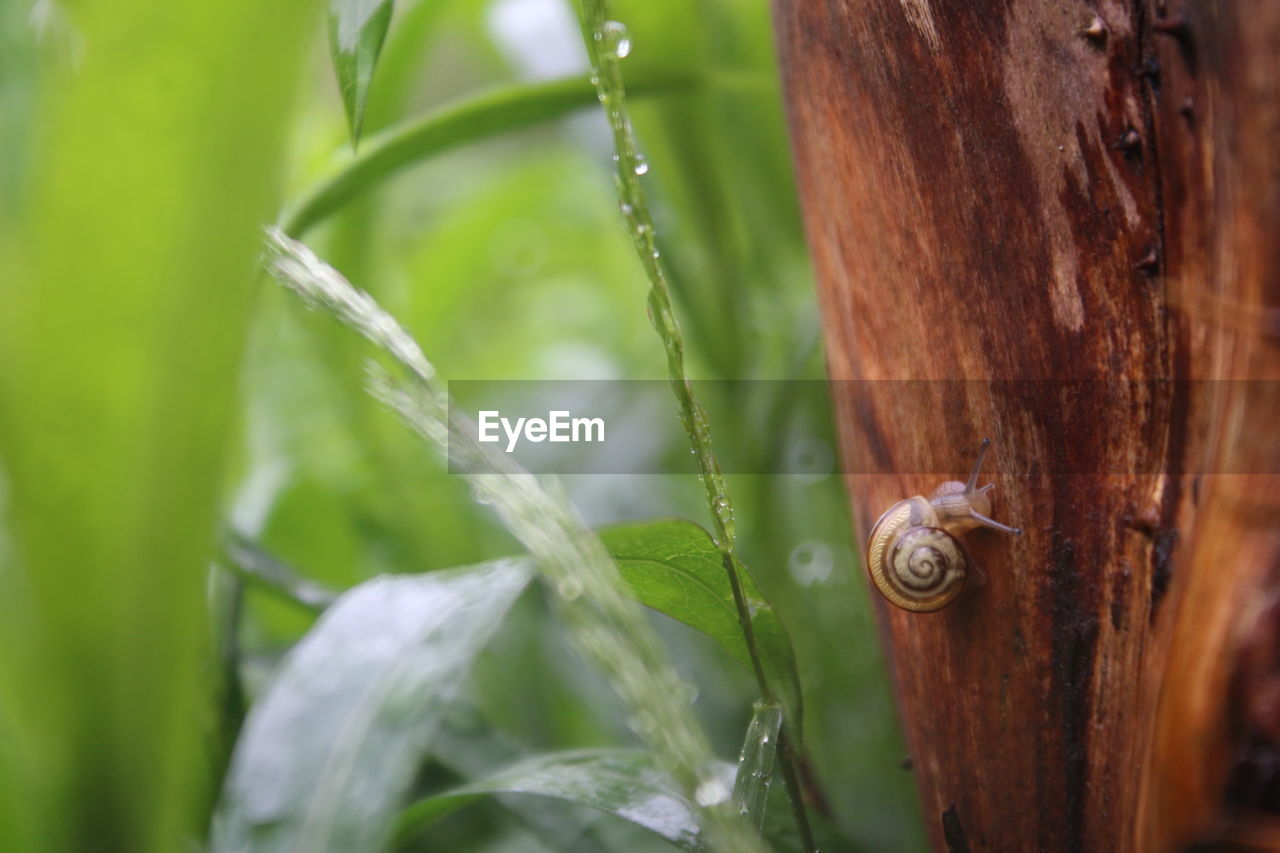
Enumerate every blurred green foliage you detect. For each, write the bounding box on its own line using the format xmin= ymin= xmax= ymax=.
xmin=0 ymin=0 xmax=926 ymax=850
xmin=0 ymin=1 xmax=312 ymax=850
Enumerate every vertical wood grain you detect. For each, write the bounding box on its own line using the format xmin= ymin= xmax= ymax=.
xmin=771 ymin=0 xmax=1279 ymax=848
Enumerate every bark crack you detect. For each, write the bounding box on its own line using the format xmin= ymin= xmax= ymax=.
xmin=1134 ymin=0 xmax=1168 ymax=278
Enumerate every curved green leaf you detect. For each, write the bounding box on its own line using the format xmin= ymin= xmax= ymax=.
xmin=279 ymin=71 xmax=701 ymax=237
xmin=213 ymin=559 xmax=531 ymax=853
xmin=599 ymin=519 xmax=803 ymax=741
xmin=328 ymin=0 xmax=395 ymax=145
xmin=395 ymin=750 xmax=733 ymax=852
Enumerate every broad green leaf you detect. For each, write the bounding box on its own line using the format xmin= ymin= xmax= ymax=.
xmin=328 ymin=0 xmax=395 ymax=145
xmin=0 ymin=1 xmax=310 ymax=849
xmin=395 ymin=749 xmax=732 ymax=852
xmin=599 ymin=519 xmax=803 ymax=741
xmin=214 ymin=559 xmax=531 ymax=853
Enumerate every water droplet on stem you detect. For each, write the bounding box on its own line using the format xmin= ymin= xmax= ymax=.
xmin=602 ymin=20 xmax=632 ymax=60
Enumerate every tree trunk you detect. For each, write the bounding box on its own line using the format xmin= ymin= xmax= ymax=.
xmin=772 ymin=1 xmax=1279 ymax=849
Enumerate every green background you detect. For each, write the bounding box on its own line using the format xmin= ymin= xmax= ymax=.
xmin=0 ymin=0 xmax=924 ymax=849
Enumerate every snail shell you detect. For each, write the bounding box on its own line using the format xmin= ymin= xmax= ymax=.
xmin=867 ymin=497 xmax=966 ymax=612
xmin=865 ymin=440 xmax=1021 ymax=613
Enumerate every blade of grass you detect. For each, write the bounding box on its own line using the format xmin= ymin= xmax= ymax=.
xmin=279 ymin=70 xmax=699 ymax=238
xmin=262 ymin=229 xmax=762 ymax=853
xmin=732 ymin=701 xmax=783 ymax=835
xmin=572 ymin=2 xmax=816 ymax=849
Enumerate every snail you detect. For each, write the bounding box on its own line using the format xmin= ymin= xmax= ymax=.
xmin=866 ymin=439 xmax=1021 ymax=612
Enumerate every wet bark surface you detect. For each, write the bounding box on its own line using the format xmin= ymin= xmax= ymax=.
xmin=772 ymin=1 xmax=1279 ymax=849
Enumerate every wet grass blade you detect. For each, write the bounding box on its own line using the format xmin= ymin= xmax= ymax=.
xmin=732 ymin=702 xmax=783 ymax=835
xmin=574 ymin=2 xmax=816 ymax=845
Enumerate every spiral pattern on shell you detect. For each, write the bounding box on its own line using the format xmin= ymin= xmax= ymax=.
xmin=864 ymin=441 xmax=1020 ymax=612
xmin=885 ymin=526 xmax=966 ymax=611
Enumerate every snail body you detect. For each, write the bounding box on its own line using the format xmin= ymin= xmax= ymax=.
xmin=866 ymin=439 xmax=1021 ymax=612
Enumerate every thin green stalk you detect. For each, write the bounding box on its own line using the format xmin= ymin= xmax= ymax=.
xmin=262 ymin=229 xmax=763 ymax=853
xmin=574 ymin=3 xmax=816 ymax=849
xmin=217 ymin=531 xmax=340 ymax=612
xmin=210 ymin=572 xmax=247 ymax=786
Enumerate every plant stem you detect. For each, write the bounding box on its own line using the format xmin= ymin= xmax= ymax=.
xmin=574 ymin=2 xmax=816 ymax=849
xmin=218 ymin=530 xmax=340 ymax=612
xmin=777 ymin=730 xmax=818 ymax=852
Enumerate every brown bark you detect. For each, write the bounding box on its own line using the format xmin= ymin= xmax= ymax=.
xmin=772 ymin=1 xmax=1279 ymax=850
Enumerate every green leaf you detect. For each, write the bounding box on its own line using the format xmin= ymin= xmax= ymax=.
xmin=279 ymin=71 xmax=702 ymax=237
xmin=0 ymin=1 xmax=311 ymax=848
xmin=425 ymin=707 xmax=621 ymax=851
xmin=213 ymin=559 xmax=531 ymax=853
xmin=599 ymin=519 xmax=804 ymax=741
xmin=395 ymin=749 xmax=732 ymax=852
xmin=732 ymin=701 xmax=783 ymax=835
xmin=328 ymin=0 xmax=395 ymax=145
